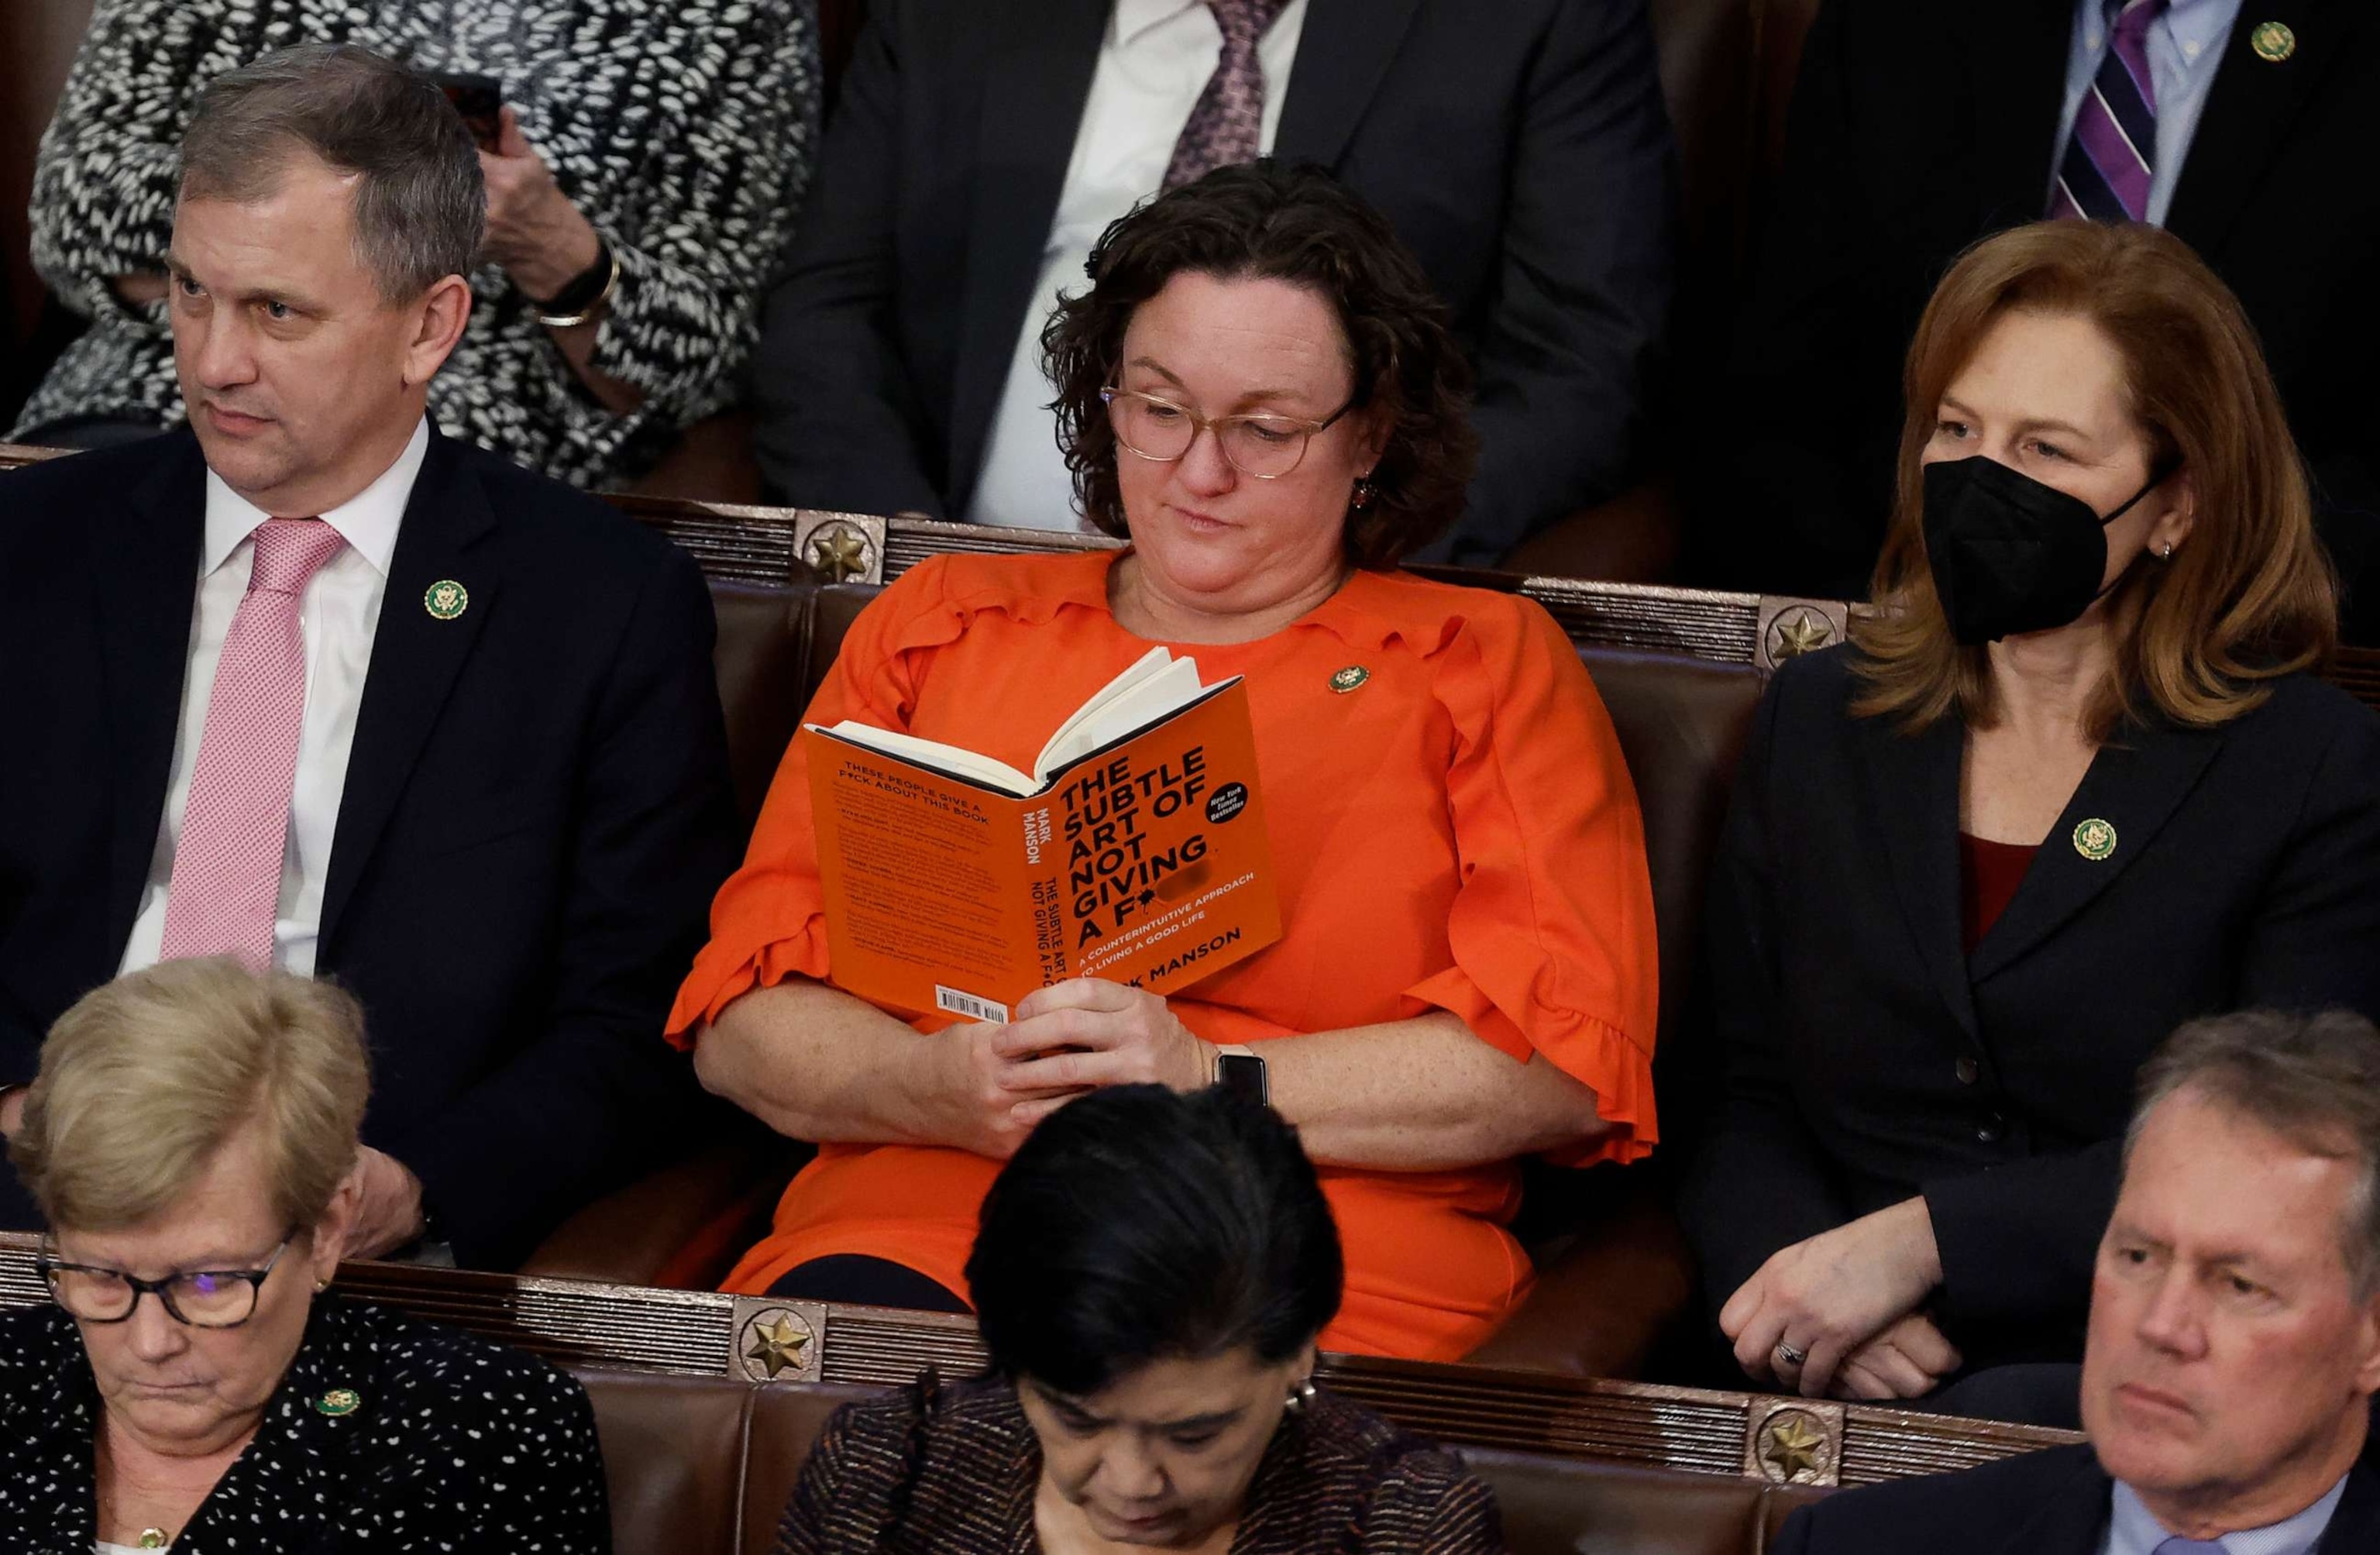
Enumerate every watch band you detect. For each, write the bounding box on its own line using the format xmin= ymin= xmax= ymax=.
xmin=1212 ymin=1044 xmax=1269 ymax=1106
xmin=533 ymin=240 xmax=620 ymax=329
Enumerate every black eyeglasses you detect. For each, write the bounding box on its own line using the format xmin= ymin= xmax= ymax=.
xmin=37 ymin=1231 xmax=299 ymax=1329
xmin=1101 ymin=387 xmax=1357 ymax=479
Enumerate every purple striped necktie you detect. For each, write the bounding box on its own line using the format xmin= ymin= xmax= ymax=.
xmin=2052 ymin=0 xmax=2168 ymax=222
xmin=1162 ymin=0 xmax=1291 ymax=192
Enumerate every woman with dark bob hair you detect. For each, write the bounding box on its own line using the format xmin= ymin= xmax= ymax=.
xmin=1682 ymin=220 xmax=2380 ymax=1425
xmin=674 ymin=162 xmax=1659 ymax=1361
xmin=776 ymin=1085 xmax=1502 ymax=1553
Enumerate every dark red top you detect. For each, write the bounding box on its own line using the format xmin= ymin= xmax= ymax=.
xmin=1959 ymin=833 xmax=2038 ymax=953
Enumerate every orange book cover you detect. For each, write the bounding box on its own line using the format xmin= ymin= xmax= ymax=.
xmin=803 ymin=654 xmax=1281 ymax=1023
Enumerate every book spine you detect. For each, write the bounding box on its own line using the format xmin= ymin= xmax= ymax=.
xmin=1017 ymin=797 xmax=1073 ymax=989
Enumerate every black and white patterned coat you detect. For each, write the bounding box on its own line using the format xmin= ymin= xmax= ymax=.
xmin=0 ymin=1298 xmax=611 ymax=1551
xmin=13 ymin=0 xmax=819 ymax=491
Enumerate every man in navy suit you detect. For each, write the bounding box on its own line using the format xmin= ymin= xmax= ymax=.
xmin=1775 ymin=1008 xmax=2380 ymax=1553
xmin=0 ymin=44 xmax=739 ymax=1268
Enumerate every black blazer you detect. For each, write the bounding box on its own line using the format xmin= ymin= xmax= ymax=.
xmin=0 ymin=428 xmax=742 ymax=1265
xmin=1679 ymin=648 xmax=2380 ymax=1368
xmin=1773 ymin=1443 xmax=2380 ymax=1555
xmin=0 ymin=1299 xmax=611 ymax=1551
xmin=1701 ymin=0 xmax=2380 ymax=621
xmin=746 ymin=0 xmax=1677 ymax=566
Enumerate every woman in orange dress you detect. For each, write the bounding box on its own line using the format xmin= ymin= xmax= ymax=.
xmin=672 ymin=163 xmax=1659 ymax=1361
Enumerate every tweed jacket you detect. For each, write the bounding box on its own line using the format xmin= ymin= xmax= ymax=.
xmin=776 ymin=1371 xmax=1503 ymax=1554
xmin=15 ymin=0 xmax=819 ymax=489
xmin=0 ymin=1297 xmax=610 ymax=1551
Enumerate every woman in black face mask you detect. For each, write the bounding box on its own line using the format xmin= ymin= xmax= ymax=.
xmin=1680 ymin=219 xmax=2380 ymax=1428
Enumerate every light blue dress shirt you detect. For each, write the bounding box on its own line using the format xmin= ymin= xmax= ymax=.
xmin=2100 ymin=1474 xmax=2350 ymax=1555
xmin=2053 ymin=0 xmax=2245 ymax=225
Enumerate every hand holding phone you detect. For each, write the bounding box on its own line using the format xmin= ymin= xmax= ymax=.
xmin=434 ymin=73 xmax=504 ymax=152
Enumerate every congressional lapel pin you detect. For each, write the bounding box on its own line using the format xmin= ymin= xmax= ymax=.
xmin=423 ymin=580 xmax=469 ymax=621
xmin=2072 ymin=817 xmax=2119 ymax=862
xmin=1329 ymin=666 xmax=1371 ymax=694
xmin=315 ymin=1387 xmax=361 ymax=1417
xmin=2251 ymin=21 xmax=2296 ymax=62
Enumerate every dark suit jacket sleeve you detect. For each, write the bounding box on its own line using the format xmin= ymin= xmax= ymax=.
xmin=1924 ymin=700 xmax=2380 ymax=1331
xmin=1436 ymin=0 xmax=1677 ymax=566
xmin=746 ymin=2 xmax=948 ymax=518
xmin=1680 ymin=671 xmax=1856 ymax=1312
xmin=390 ymin=546 xmax=741 ymax=1265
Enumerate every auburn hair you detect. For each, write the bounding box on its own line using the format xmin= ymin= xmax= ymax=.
xmin=1852 ymin=221 xmax=2337 ymax=736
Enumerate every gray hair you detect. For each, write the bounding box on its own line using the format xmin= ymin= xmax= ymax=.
xmin=2127 ymin=1008 xmax=2380 ymax=1298
xmin=177 ymin=43 xmax=484 ymax=301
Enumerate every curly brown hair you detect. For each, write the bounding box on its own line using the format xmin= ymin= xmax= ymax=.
xmin=1041 ymin=160 xmax=1479 ymax=569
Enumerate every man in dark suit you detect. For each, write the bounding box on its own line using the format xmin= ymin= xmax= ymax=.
xmin=0 ymin=44 xmax=740 ymax=1268
xmin=1774 ymin=1009 xmax=2380 ymax=1553
xmin=747 ymin=0 xmax=1677 ymax=567
xmin=1704 ymin=0 xmax=2380 ymax=632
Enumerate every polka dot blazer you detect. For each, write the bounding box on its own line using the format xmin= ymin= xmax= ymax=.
xmin=0 ymin=1299 xmax=611 ymax=1551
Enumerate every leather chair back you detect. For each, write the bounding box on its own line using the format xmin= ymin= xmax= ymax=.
xmin=710 ymin=580 xmax=824 ymax=830
xmin=579 ymin=1364 xmax=1842 ymax=1555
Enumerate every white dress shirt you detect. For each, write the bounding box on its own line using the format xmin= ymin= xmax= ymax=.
xmin=964 ymin=0 xmax=1310 ymax=532
xmin=118 ymin=420 xmax=430 ymax=979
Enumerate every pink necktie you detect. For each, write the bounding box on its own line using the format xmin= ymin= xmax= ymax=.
xmin=159 ymin=518 xmax=346 ymax=972
xmin=1162 ymin=0 xmax=1291 ymax=192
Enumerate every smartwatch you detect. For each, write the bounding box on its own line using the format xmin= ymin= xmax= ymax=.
xmin=1211 ymin=1044 xmax=1269 ymax=1107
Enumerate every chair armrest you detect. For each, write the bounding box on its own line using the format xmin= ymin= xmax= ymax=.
xmin=1467 ymin=1168 xmax=1696 ymax=1379
xmin=1500 ymin=477 xmax=1683 ymax=584
xmin=520 ymin=1136 xmax=800 ymax=1288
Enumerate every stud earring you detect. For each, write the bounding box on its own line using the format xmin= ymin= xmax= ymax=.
xmin=1285 ymin=1378 xmax=1318 ymax=1414
xmin=2161 ymin=542 xmax=2175 ymax=559
xmin=1350 ymin=478 xmax=1376 ymax=511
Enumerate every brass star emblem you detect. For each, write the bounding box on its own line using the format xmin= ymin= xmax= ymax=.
xmin=804 ymin=521 xmax=875 ymax=583
xmin=742 ymin=1311 xmax=813 ymax=1379
xmin=1769 ymin=609 xmax=1835 ymax=662
xmin=1759 ymin=1410 xmax=1829 ymax=1483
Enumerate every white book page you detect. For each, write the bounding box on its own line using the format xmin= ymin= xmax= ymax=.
xmin=1035 ymin=655 xmax=1208 ymax=782
xmin=1034 ymin=647 xmax=1177 ymax=774
xmin=807 ymin=722 xmax=1039 ymax=795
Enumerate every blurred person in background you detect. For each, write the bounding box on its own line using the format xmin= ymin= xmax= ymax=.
xmin=748 ymin=0 xmax=1675 ymax=566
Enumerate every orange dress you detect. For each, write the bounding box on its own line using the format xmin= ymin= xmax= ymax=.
xmin=667 ymin=551 xmax=1659 ymax=1361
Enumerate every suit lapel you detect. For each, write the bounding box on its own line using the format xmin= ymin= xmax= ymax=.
xmin=1963 ymin=0 xmax=2080 ymax=229
xmin=2317 ymin=1458 xmax=2380 ymax=1553
xmin=1273 ymin=0 xmax=1422 ymax=169
xmin=1990 ymin=1447 xmax=2113 ymax=1555
xmin=948 ymin=0 xmax=1109 ymax=508
xmin=1859 ymin=711 xmax=1981 ymax=1037
xmin=2167 ymin=0 xmax=2361 ymax=257
xmin=96 ymin=432 xmax=208 ymax=956
xmin=318 ymin=431 xmax=498 ymax=953
xmin=1969 ymin=712 xmax=2226 ymax=984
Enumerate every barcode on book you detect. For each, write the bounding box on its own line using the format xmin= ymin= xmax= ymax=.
xmin=935 ymin=985 xmax=1011 ymax=1024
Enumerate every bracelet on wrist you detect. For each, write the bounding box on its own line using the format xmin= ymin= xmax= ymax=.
xmin=532 ymin=239 xmax=620 ymax=329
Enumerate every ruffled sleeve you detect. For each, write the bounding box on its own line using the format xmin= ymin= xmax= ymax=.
xmin=665 ymin=557 xmax=973 ymax=1045
xmin=1395 ymin=596 xmax=1660 ymax=1166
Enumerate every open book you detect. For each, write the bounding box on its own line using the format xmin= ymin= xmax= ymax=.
xmin=804 ymin=649 xmax=1281 ymax=1023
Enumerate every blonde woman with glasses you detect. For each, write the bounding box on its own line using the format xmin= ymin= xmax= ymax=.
xmin=0 ymin=958 xmax=610 ymax=1552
